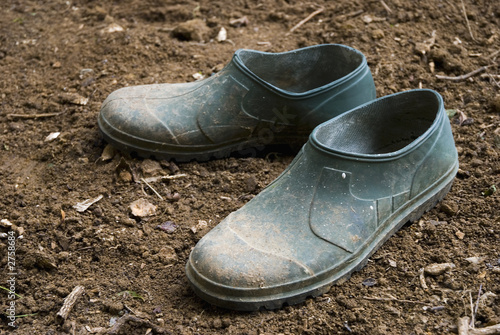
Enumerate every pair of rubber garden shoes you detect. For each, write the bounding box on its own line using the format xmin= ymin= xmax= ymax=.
xmin=98 ymin=44 xmax=459 ymax=311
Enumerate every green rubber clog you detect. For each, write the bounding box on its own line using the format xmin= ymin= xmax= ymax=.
xmin=98 ymin=44 xmax=375 ymax=161
xmin=185 ymin=89 xmax=459 ymax=311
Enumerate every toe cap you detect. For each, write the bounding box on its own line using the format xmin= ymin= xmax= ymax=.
xmin=187 ymin=221 xmax=314 ymax=294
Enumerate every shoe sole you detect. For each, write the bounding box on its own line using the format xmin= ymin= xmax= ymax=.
xmin=98 ymin=114 xmax=308 ymax=162
xmin=185 ymin=161 xmax=459 ymax=311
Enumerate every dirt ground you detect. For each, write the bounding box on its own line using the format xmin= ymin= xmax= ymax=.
xmin=0 ymin=0 xmax=499 ymax=334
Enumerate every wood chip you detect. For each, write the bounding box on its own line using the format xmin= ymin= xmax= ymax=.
xmin=458 ymin=316 xmax=470 ymax=335
xmin=469 ymin=323 xmax=500 ymax=335
xmin=57 ymin=285 xmax=85 ymax=322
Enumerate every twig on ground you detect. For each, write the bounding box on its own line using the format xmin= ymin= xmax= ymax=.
xmin=418 ymin=268 xmax=429 ymax=290
xmin=380 ymin=0 xmax=392 ymax=13
xmin=460 ymin=0 xmax=476 ymax=41
xmin=141 ymin=178 xmax=163 ymax=200
xmin=480 ymin=73 xmax=500 ymax=88
xmin=469 ymin=291 xmax=475 ymax=328
xmin=363 ymin=295 xmax=429 ymax=306
xmin=107 ymin=314 xmax=166 ymax=335
xmin=56 ymin=285 xmax=85 ymax=322
xmin=162 ymin=174 xmax=187 ymax=180
xmin=124 ymin=304 xmax=149 ymax=319
xmin=481 ymin=73 xmax=500 ymax=79
xmin=338 ymin=9 xmax=364 ymax=20
xmin=469 ymin=323 xmax=500 ymax=335
xmin=486 ymin=50 xmax=499 ymax=59
xmin=471 ymin=284 xmax=483 ymax=327
xmin=458 ymin=286 xmax=500 ymax=335
xmin=288 ymin=7 xmax=324 ymax=34
xmin=142 ymin=174 xmax=188 ymax=183
xmin=7 ymin=111 xmax=65 ymax=119
xmin=459 ymin=316 xmax=471 ymax=335
xmin=344 ymin=321 xmax=352 ymax=332
xmin=458 ymin=316 xmax=500 ymax=335
xmin=436 ymin=66 xmax=490 ymax=81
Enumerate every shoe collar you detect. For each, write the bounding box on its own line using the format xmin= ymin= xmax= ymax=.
xmin=310 ymin=89 xmax=445 ymax=162
xmin=232 ymin=44 xmax=368 ymax=98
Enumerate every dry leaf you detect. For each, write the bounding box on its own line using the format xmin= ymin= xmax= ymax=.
xmin=45 ymin=132 xmax=60 ymax=142
xmin=115 ymin=157 xmax=139 ymax=183
xmin=415 ymin=30 xmax=436 ymax=55
xmin=100 ymin=144 xmax=116 ymax=161
xmin=458 ymin=110 xmax=473 ymax=126
xmin=190 ymin=220 xmax=208 ymax=233
xmin=157 ymin=221 xmax=177 ymax=233
xmin=73 ymin=195 xmax=103 ymax=212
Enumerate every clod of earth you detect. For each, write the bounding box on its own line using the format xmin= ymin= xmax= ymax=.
xmin=424 ymin=263 xmax=456 ymax=276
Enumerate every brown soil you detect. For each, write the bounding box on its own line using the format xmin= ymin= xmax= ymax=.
xmin=1 ymin=0 xmax=499 ymax=334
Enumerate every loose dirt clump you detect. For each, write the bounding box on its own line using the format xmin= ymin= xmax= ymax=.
xmin=0 ymin=0 xmax=499 ymax=334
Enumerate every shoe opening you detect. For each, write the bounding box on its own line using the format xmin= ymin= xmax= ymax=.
xmin=238 ymin=45 xmax=363 ymax=93
xmin=314 ymin=90 xmax=440 ymax=155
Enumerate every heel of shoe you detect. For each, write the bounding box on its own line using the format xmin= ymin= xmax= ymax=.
xmin=408 ymin=178 xmax=454 ymax=223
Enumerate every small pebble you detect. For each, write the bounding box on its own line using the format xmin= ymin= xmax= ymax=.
xmin=371 ymin=29 xmax=385 ymax=39
xmin=157 ymin=221 xmax=177 ymax=233
xmin=440 ymin=201 xmax=458 ymax=216
xmin=362 ymin=278 xmax=377 ymax=287
xmin=491 ymin=94 xmax=500 ymax=113
xmin=465 ymin=256 xmax=485 ymax=265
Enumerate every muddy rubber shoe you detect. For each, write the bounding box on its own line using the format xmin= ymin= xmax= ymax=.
xmin=185 ymin=89 xmax=459 ymax=311
xmin=98 ymin=44 xmax=375 ymax=161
